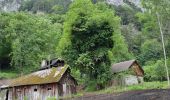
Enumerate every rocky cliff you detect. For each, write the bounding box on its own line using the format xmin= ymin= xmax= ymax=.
xmin=0 ymin=0 xmax=141 ymax=12
xmin=107 ymin=0 xmax=142 ymax=8
xmin=0 ymin=0 xmax=21 ymax=12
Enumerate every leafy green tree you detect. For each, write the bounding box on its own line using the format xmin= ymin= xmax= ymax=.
xmin=138 ymin=39 xmax=162 ymax=65
xmin=113 ymin=5 xmax=141 ymax=25
xmin=141 ymin=0 xmax=170 ymax=83
xmin=135 ymin=12 xmax=164 ymax=65
xmin=141 ymin=0 xmax=170 ymax=56
xmin=57 ymin=0 xmax=131 ymax=89
xmin=111 ymin=33 xmax=133 ymax=63
xmin=144 ymin=59 xmax=170 ymax=81
xmin=0 ymin=13 xmax=62 ymax=73
xmin=0 ymin=13 xmax=12 ymax=69
xmin=136 ymin=12 xmax=159 ymax=39
xmin=19 ymin=0 xmax=72 ymax=13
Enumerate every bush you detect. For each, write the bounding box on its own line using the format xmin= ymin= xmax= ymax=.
xmin=144 ymin=59 xmax=170 ymax=81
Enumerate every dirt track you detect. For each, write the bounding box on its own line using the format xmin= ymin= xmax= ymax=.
xmin=70 ymin=89 xmax=170 ymax=100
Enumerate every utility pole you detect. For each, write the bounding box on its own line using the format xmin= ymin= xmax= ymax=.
xmin=156 ymin=12 xmax=170 ymax=85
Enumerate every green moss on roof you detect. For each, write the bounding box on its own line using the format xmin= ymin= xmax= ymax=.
xmin=9 ymin=65 xmax=69 ymax=87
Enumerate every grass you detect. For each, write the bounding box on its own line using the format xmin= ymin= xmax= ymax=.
xmin=56 ymin=81 xmax=169 ymax=99
xmin=99 ymin=81 xmax=169 ymax=94
xmin=0 ymin=70 xmax=18 ymax=79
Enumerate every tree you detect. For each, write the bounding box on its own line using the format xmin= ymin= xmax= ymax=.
xmin=144 ymin=59 xmax=170 ymax=81
xmin=56 ymin=0 xmax=131 ymax=89
xmin=0 ymin=13 xmax=12 ymax=69
xmin=0 ymin=12 xmax=62 ymax=73
xmin=138 ymin=39 xmax=162 ymax=65
xmin=142 ymin=0 xmax=170 ymax=85
xmin=19 ymin=0 xmax=72 ymax=13
xmin=113 ymin=5 xmax=141 ymax=25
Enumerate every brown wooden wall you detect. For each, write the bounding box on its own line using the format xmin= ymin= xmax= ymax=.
xmin=131 ymin=63 xmax=144 ymax=76
xmin=59 ymin=71 xmax=77 ymax=96
xmin=7 ymin=83 xmax=59 ymax=100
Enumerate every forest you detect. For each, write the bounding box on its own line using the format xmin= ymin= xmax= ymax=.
xmin=0 ymin=0 xmax=170 ymax=91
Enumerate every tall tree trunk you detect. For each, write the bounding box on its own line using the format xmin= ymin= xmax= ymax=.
xmin=156 ymin=12 xmax=170 ymax=86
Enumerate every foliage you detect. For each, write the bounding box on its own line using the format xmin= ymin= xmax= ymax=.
xmin=56 ymin=0 xmax=131 ymax=89
xmin=137 ymin=39 xmax=162 ymax=65
xmin=141 ymin=0 xmax=170 ymax=51
xmin=0 ymin=12 xmax=62 ymax=72
xmin=121 ymin=24 xmax=142 ymax=55
xmin=133 ymin=0 xmax=170 ymax=67
xmin=144 ymin=59 xmax=170 ymax=81
xmin=113 ymin=4 xmax=141 ymax=25
xmin=19 ymin=0 xmax=72 ymax=14
xmin=110 ymin=4 xmax=142 ymax=60
xmin=136 ymin=12 xmax=159 ymax=39
xmin=0 ymin=71 xmax=18 ymax=79
xmin=0 ymin=13 xmax=12 ymax=69
xmin=111 ymin=33 xmax=133 ymax=63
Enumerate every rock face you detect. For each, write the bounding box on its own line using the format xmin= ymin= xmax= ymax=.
xmin=128 ymin=0 xmax=142 ymax=8
xmin=107 ymin=0 xmax=141 ymax=7
xmin=107 ymin=0 xmax=124 ymax=6
xmin=0 ymin=0 xmax=21 ymax=12
xmin=0 ymin=0 xmax=141 ymax=12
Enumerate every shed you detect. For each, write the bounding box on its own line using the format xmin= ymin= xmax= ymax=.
xmin=111 ymin=60 xmax=144 ymax=86
xmin=0 ymin=65 xmax=77 ymax=100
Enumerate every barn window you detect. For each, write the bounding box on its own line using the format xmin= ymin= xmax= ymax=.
xmin=48 ymin=87 xmax=52 ymax=90
xmin=34 ymin=88 xmax=37 ymax=92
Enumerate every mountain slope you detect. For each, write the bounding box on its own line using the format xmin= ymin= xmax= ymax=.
xmin=0 ymin=0 xmax=142 ymax=12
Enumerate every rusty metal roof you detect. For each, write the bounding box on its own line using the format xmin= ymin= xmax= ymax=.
xmin=111 ymin=60 xmax=141 ymax=73
xmin=2 ymin=65 xmax=69 ymax=88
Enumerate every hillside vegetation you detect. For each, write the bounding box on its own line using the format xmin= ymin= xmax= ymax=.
xmin=0 ymin=0 xmax=170 ymax=90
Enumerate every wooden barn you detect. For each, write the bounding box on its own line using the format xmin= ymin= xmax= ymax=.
xmin=0 ymin=59 xmax=77 ymax=100
xmin=111 ymin=60 xmax=144 ymax=86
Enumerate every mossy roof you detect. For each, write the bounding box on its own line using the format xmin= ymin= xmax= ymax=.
xmin=6 ymin=65 xmax=69 ymax=87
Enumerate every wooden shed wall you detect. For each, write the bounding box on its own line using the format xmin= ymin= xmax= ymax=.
xmin=131 ymin=63 xmax=144 ymax=76
xmin=7 ymin=83 xmax=59 ymax=100
xmin=6 ymin=71 xmax=76 ymax=100
xmin=59 ymin=71 xmax=77 ymax=96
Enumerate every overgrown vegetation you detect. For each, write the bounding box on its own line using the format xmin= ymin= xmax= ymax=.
xmin=19 ymin=0 xmax=72 ymax=14
xmin=56 ymin=0 xmax=131 ymax=89
xmin=0 ymin=13 xmax=62 ymax=73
